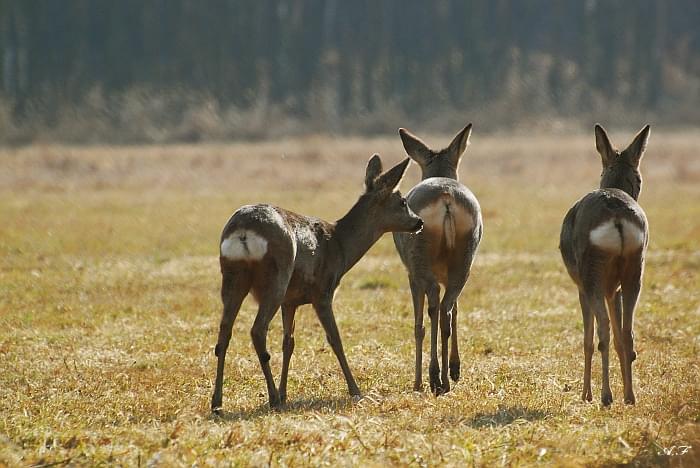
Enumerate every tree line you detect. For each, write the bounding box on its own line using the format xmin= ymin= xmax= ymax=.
xmin=1 ymin=0 xmax=698 ymax=141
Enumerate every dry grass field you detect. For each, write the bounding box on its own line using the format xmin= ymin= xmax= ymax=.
xmin=1 ymin=130 xmax=699 ymax=466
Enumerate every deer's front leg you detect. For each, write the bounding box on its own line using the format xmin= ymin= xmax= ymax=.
xmin=313 ymin=298 xmax=361 ymax=398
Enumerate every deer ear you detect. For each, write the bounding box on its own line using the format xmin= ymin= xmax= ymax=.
xmin=623 ymin=124 xmax=650 ymax=168
xmin=447 ymin=123 xmax=472 ymax=163
xmin=594 ymin=123 xmax=616 ymax=166
xmin=365 ymin=154 xmax=383 ymax=191
xmin=399 ymin=128 xmax=432 ymax=166
xmin=374 ymin=158 xmax=410 ymax=192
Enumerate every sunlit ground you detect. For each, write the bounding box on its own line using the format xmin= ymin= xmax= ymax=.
xmin=1 ymin=131 xmax=698 ymax=465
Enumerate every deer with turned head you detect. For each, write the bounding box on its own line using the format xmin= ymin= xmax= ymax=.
xmin=393 ymin=124 xmax=483 ymax=395
xmin=560 ymin=124 xmax=651 ymax=406
xmin=211 ymin=155 xmax=423 ymax=412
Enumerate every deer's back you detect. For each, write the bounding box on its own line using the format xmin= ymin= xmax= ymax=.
xmin=220 ymin=205 xmax=333 ymax=297
xmin=407 ymin=178 xmax=479 ymax=214
xmin=560 ymin=189 xmax=648 ymax=288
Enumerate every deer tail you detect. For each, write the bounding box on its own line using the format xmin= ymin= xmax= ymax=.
xmin=443 ymin=200 xmax=456 ymax=250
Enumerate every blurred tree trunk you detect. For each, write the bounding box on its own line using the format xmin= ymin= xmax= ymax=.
xmin=648 ymin=0 xmax=666 ymax=107
xmin=2 ymin=1 xmax=28 ymax=119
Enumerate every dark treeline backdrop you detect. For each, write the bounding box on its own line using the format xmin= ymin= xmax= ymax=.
xmin=1 ymin=0 xmax=698 ymax=143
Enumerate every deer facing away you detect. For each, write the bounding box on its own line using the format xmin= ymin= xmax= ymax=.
xmin=211 ymin=155 xmax=423 ymax=412
xmin=560 ymin=124 xmax=650 ymax=406
xmin=393 ymin=124 xmax=483 ymax=395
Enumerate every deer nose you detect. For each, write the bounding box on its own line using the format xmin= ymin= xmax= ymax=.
xmin=412 ymin=219 xmax=424 ymax=232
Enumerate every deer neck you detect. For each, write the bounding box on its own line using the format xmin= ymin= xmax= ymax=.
xmin=421 ymin=158 xmax=459 ymax=181
xmin=332 ymin=196 xmax=382 ymax=275
xmin=600 ymin=172 xmax=641 ymax=201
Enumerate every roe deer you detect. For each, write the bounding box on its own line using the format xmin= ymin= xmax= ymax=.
xmin=211 ymin=155 xmax=423 ymax=412
xmin=560 ymin=124 xmax=651 ymax=406
xmin=393 ymin=124 xmax=483 ymax=395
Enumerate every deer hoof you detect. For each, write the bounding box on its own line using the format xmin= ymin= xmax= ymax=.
xmin=601 ymin=393 xmax=613 ymax=407
xmin=624 ymin=394 xmax=636 ymax=405
xmin=268 ymin=391 xmax=281 ymax=409
xmin=440 ymin=380 xmax=450 ymax=394
xmin=413 ymin=382 xmax=424 ymax=392
xmin=269 ymin=399 xmax=282 ymax=410
xmin=449 ymin=361 xmax=460 ymax=382
xmin=211 ymin=392 xmax=223 ymax=413
xmin=429 ymin=366 xmax=441 ymax=395
xmin=582 ymin=390 xmax=592 ymax=402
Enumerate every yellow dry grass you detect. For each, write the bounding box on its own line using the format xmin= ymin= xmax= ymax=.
xmin=1 ymin=131 xmax=699 ymax=466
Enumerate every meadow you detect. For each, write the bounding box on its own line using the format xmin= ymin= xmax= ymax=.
xmin=1 ymin=131 xmax=699 ymax=466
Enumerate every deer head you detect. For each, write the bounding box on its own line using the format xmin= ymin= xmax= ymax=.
xmin=595 ymin=124 xmax=651 ymax=201
xmin=398 ymin=124 xmax=472 ymax=181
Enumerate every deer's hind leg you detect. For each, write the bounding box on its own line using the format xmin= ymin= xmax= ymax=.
xmin=250 ymin=260 xmax=293 ymax=409
xmin=580 ymin=254 xmax=613 ymax=406
xmin=439 ymin=259 xmax=472 ymax=392
xmin=438 ymin=294 xmax=455 ymax=394
xmin=279 ymin=304 xmax=297 ymax=405
xmin=448 ymin=247 xmax=476 ymax=384
xmin=607 ymin=290 xmax=627 ymax=390
xmin=409 ymin=276 xmax=426 ymax=391
xmin=449 ymin=302 xmax=460 ymax=383
xmin=212 ymin=264 xmax=252 ymax=413
xmin=587 ymin=290 xmax=612 ymax=406
xmin=579 ymin=290 xmax=594 ymax=403
xmin=426 ymin=282 xmax=441 ymax=395
xmin=620 ymin=259 xmax=643 ymax=405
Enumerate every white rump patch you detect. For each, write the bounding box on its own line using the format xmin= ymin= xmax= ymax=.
xmin=589 ymin=219 xmax=644 ymax=254
xmin=619 ymin=219 xmax=645 ymax=253
xmin=589 ymin=221 xmax=620 ymax=252
xmin=419 ymin=202 xmax=449 ymax=231
xmin=418 ymin=198 xmax=474 ymax=249
xmin=221 ymin=230 xmax=268 ymax=261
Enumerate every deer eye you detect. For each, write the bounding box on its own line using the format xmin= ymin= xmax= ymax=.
xmin=400 ymin=199 xmax=407 ymax=207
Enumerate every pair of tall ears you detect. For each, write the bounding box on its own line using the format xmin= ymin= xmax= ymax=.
xmin=595 ymin=124 xmax=651 ymax=168
xmin=398 ymin=123 xmax=472 ymax=166
xmin=367 ymin=123 xmax=649 ymax=190
xmin=365 ymin=155 xmax=410 ymax=193
xmin=400 ymin=122 xmax=650 ymax=169
xmin=364 ymin=123 xmax=473 ymax=192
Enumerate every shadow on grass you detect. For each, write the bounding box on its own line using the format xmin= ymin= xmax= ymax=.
xmin=209 ymin=397 xmax=354 ymax=422
xmin=466 ymin=406 xmax=550 ymax=428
